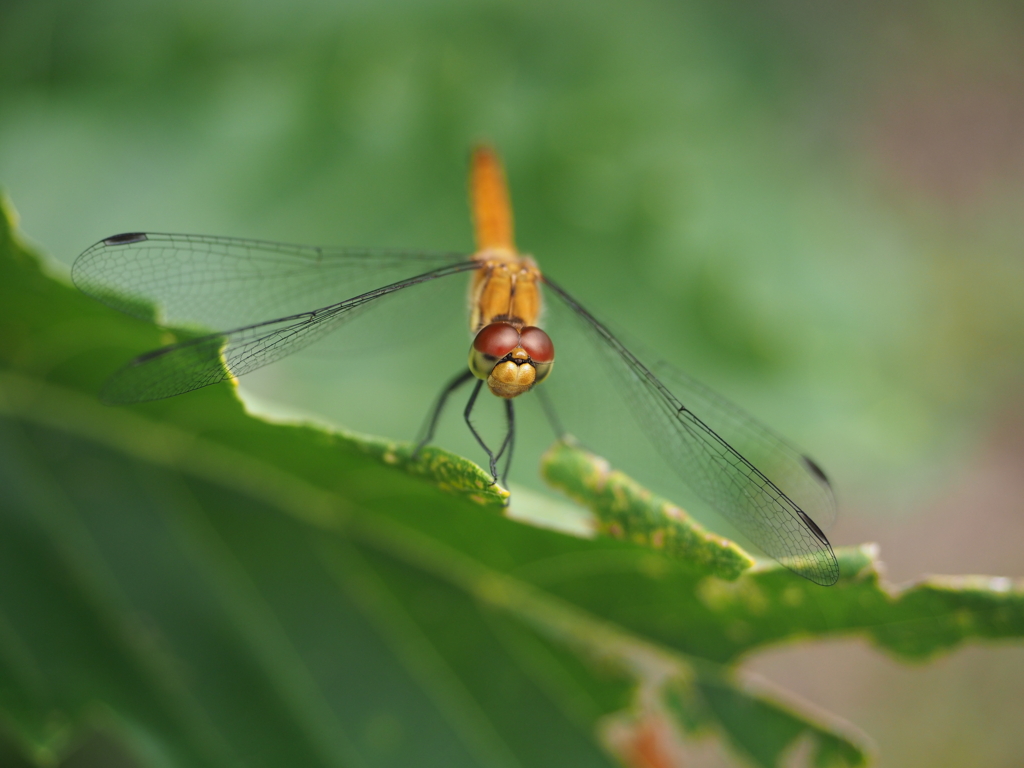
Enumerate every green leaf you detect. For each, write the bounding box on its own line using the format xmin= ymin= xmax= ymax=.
xmin=0 ymin=191 xmax=1020 ymax=768
xmin=666 ymin=671 xmax=870 ymax=768
xmin=541 ymin=439 xmax=755 ymax=581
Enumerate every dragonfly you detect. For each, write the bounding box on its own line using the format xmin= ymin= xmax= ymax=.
xmin=73 ymin=147 xmax=840 ymax=586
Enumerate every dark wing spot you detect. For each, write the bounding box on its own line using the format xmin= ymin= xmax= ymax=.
xmin=131 ymin=346 xmax=174 ymax=364
xmin=797 ymin=509 xmax=829 ymax=545
xmin=802 ymin=454 xmax=831 ymax=487
xmin=103 ymin=232 xmax=149 ymax=246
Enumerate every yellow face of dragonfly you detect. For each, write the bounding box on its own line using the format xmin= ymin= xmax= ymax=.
xmin=468 ymin=321 xmax=554 ymax=399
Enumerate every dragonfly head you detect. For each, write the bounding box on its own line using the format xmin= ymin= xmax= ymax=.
xmin=469 ymin=323 xmax=554 ymax=399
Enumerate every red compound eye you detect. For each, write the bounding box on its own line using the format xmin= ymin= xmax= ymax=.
xmin=519 ymin=326 xmax=554 ymax=363
xmin=473 ymin=323 xmax=521 ymax=358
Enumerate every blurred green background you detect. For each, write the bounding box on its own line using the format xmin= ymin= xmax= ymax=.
xmin=2 ymin=0 xmax=1023 ymax=765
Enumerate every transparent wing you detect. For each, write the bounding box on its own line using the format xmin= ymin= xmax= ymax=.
xmin=73 ymin=232 xmax=472 ymax=331
xmin=73 ymin=232 xmax=477 ymax=403
xmin=647 ymin=359 xmax=838 ymax=533
xmin=543 ymin=276 xmax=839 ymax=586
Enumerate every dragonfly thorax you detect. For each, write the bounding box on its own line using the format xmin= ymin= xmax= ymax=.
xmin=469 ymin=253 xmax=543 ymax=334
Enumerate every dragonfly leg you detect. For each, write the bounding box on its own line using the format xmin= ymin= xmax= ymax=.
xmin=495 ymin=398 xmax=515 ymax=487
xmin=413 ymin=369 xmax=475 ymax=459
xmin=462 ymin=379 xmax=500 ymax=482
